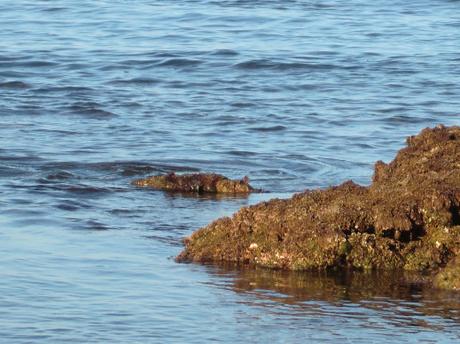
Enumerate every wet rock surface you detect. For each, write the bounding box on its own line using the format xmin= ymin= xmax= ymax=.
xmin=177 ymin=125 xmax=460 ymax=290
xmin=133 ymin=172 xmax=259 ymax=194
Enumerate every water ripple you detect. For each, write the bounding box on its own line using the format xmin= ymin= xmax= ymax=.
xmin=0 ymin=81 xmax=30 ymax=89
xmin=234 ymin=59 xmax=342 ymax=72
xmin=156 ymin=58 xmax=203 ymax=68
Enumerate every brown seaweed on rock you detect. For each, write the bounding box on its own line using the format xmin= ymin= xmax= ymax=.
xmin=177 ymin=125 xmax=460 ymax=290
xmin=132 ymin=172 xmax=259 ymax=194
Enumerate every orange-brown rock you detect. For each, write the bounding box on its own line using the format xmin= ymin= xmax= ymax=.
xmin=132 ymin=172 xmax=258 ymax=194
xmin=177 ymin=125 xmax=460 ymax=289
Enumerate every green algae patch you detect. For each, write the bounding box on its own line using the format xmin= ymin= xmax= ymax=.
xmin=132 ymin=172 xmax=259 ymax=194
xmin=177 ymin=125 xmax=460 ymax=290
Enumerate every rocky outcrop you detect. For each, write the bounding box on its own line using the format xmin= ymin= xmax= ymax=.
xmin=177 ymin=125 xmax=460 ymax=290
xmin=132 ymin=172 xmax=259 ymax=194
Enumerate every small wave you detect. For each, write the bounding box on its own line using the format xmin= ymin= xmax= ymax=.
xmin=121 ymin=164 xmax=159 ymax=176
xmin=230 ymin=101 xmax=255 ymax=108
xmin=234 ymin=59 xmax=338 ymax=71
xmin=298 ymin=83 xmax=318 ymax=90
xmin=34 ymin=86 xmax=93 ymax=94
xmin=234 ymin=59 xmax=277 ymax=70
xmin=120 ymin=59 xmax=155 ymax=66
xmin=41 ymin=7 xmax=67 ymax=12
xmin=248 ymin=125 xmax=287 ymax=132
xmin=384 ymin=83 xmax=405 ymax=89
xmin=84 ymin=220 xmax=110 ymax=231
xmin=214 ymin=114 xmax=239 ymax=121
xmin=56 ymin=203 xmax=79 ymax=211
xmin=109 ymin=77 xmax=161 ymax=86
xmin=209 ymin=49 xmax=239 ymax=56
xmin=75 ymin=185 xmax=127 ymax=194
xmin=67 ymin=102 xmax=117 ymax=119
xmin=109 ymin=208 xmax=138 ymax=217
xmin=0 ymin=54 xmax=20 ymax=62
xmin=43 ymin=161 xmax=200 ymax=176
xmin=0 ymin=153 xmax=43 ymax=163
xmin=77 ymin=108 xmax=116 ymax=119
xmin=376 ymin=106 xmax=409 ymax=114
xmin=62 ymin=62 xmax=91 ymax=70
xmin=156 ymin=58 xmax=202 ymax=67
xmin=98 ymin=63 xmax=122 ymax=71
xmin=387 ymin=69 xmax=419 ymax=75
xmin=88 ymin=161 xmax=199 ymax=175
xmin=0 ymin=70 xmax=28 ymax=78
xmin=227 ymin=150 xmax=257 ymax=157
xmin=143 ymin=234 xmax=183 ymax=247
xmin=258 ymin=168 xmax=293 ymax=176
xmin=55 ymin=199 xmax=89 ymax=211
xmin=0 ymin=165 xmax=30 ymax=177
xmin=365 ymin=32 xmax=382 ymax=38
xmin=353 ymin=143 xmax=374 ymax=149
xmin=284 ymin=83 xmax=319 ymax=91
xmin=419 ymin=100 xmax=440 ymax=106
xmin=0 ymin=60 xmax=58 ymax=68
xmin=33 ymin=183 xmax=114 ymax=195
xmin=46 ymin=171 xmax=75 ymax=180
xmin=145 ymin=52 xmax=179 ymax=58
xmin=381 ymin=115 xmax=430 ymax=124
xmin=164 ymin=80 xmax=212 ymax=89
xmin=0 ymin=81 xmax=30 ymax=89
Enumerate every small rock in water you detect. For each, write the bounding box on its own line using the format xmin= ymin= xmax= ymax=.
xmin=132 ymin=172 xmax=260 ymax=194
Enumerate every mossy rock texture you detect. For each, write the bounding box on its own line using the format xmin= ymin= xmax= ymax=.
xmin=177 ymin=125 xmax=460 ymax=289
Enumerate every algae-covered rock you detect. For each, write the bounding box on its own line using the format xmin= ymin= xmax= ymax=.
xmin=434 ymin=256 xmax=460 ymax=290
xmin=370 ymin=125 xmax=460 ymax=237
xmin=176 ymin=125 xmax=460 ymax=289
xmin=132 ymin=172 xmax=258 ymax=194
xmin=177 ymin=180 xmax=405 ymax=271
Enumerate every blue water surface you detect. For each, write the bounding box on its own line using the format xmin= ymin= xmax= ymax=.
xmin=1 ymin=0 xmax=460 ymax=342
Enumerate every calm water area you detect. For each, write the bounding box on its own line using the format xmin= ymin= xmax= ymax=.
xmin=1 ymin=0 xmax=460 ymax=342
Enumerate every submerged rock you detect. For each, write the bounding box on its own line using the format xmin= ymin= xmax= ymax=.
xmin=132 ymin=172 xmax=259 ymax=194
xmin=177 ymin=125 xmax=460 ymax=289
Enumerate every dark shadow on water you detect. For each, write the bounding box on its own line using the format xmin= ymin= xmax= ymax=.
xmin=204 ymin=264 xmax=460 ymax=325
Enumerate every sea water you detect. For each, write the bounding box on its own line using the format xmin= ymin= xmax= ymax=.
xmin=1 ymin=1 xmax=460 ymax=342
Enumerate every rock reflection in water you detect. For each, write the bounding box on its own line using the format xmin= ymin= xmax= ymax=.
xmin=206 ymin=265 xmax=460 ymax=333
